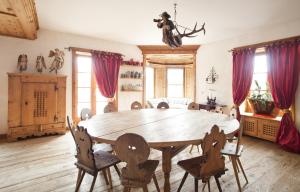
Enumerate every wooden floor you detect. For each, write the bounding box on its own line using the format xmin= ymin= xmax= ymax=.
xmin=0 ymin=133 xmax=299 ymax=192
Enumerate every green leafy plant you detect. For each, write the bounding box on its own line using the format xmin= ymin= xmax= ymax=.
xmin=249 ymin=80 xmax=274 ymax=114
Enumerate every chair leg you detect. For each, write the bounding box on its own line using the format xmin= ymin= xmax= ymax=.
xmin=214 ymin=176 xmax=222 ymax=192
xmin=189 ymin=145 xmax=194 ymax=153
xmin=143 ymin=185 xmax=149 ymax=192
xmin=194 ymin=178 xmax=199 ymax=192
xmin=196 ymin=145 xmax=200 ymax=152
xmin=231 ymin=157 xmax=242 ymax=192
xmin=101 ymin=169 xmax=109 ymax=185
xmin=237 ymin=157 xmax=248 ymax=184
xmin=89 ymin=174 xmax=98 ymax=192
xmin=177 ymin=172 xmax=189 ymax=192
xmin=153 ymin=173 xmax=160 ymax=192
xmin=113 ymin=164 xmax=121 ymax=177
xmin=76 ymin=169 xmax=82 ymax=189
xmin=201 ymin=182 xmax=206 ymax=192
xmin=107 ymin=167 xmax=113 ymax=189
xmin=75 ymin=170 xmax=85 ymax=192
xmin=207 ymin=179 xmax=211 ymax=192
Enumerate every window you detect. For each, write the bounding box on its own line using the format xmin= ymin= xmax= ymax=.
xmin=167 ymin=68 xmax=184 ymax=97
xmin=73 ymin=51 xmax=108 ymax=119
xmin=145 ymin=67 xmax=154 ymax=100
xmin=250 ymin=53 xmax=269 ymax=94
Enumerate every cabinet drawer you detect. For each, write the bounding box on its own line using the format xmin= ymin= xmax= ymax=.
xmin=10 ymin=126 xmax=38 ymax=136
xmin=258 ymin=120 xmax=280 ymax=142
xmin=242 ymin=117 xmax=258 ymax=137
xmin=42 ymin=123 xmax=66 ymax=133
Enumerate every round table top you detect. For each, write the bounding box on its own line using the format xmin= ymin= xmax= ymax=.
xmin=79 ymin=109 xmax=240 ymax=148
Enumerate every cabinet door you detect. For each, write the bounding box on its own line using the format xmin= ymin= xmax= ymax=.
xmin=21 ymin=83 xmax=57 ymax=126
xmin=242 ymin=116 xmax=258 ymax=137
xmin=258 ymin=119 xmax=280 ymax=142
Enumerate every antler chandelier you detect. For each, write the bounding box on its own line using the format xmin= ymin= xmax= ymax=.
xmin=153 ymin=3 xmax=206 ymax=48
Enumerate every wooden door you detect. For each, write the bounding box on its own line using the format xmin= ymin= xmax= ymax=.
xmin=21 ymin=83 xmax=57 ymax=126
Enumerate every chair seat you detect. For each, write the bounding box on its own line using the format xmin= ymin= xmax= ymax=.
xmin=94 ymin=150 xmax=120 ymax=170
xmin=93 ymin=143 xmax=113 ymax=153
xmin=221 ymin=143 xmax=243 ymax=156
xmin=121 ymin=160 xmax=159 ymax=186
xmin=177 ymin=156 xmax=207 ymax=178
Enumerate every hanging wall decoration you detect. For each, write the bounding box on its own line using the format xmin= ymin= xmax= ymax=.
xmin=153 ymin=3 xmax=206 ymax=48
xmin=206 ymin=67 xmax=218 ymax=84
xmin=48 ymin=48 xmax=65 ymax=74
xmin=35 ymin=55 xmax=47 ymax=73
xmin=17 ymin=54 xmax=28 ymax=72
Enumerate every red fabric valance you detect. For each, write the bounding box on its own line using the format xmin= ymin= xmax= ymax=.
xmin=92 ymin=51 xmax=123 ymax=99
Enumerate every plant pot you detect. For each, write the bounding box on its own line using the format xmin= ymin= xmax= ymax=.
xmin=249 ymin=99 xmax=275 ymax=115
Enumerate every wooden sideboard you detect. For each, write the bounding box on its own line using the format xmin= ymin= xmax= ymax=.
xmin=241 ymin=112 xmax=281 ymax=142
xmin=7 ymin=73 xmax=66 ymax=141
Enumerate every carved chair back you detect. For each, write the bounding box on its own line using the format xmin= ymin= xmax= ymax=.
xmin=74 ymin=126 xmax=96 ymax=171
xmin=115 ymin=133 xmax=150 ymax=180
xmin=104 ymin=102 xmax=116 ymax=113
xmin=157 ymin=101 xmax=169 ymax=109
xmin=67 ymin=116 xmax=76 ymax=142
xmin=80 ymin=108 xmax=93 ymax=120
xmin=188 ymin=102 xmax=200 ymax=110
xmin=131 ymin=101 xmax=143 ymax=110
xmin=200 ymin=125 xmax=226 ymax=178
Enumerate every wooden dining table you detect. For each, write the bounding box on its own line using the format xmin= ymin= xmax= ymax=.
xmin=79 ymin=109 xmax=240 ymax=192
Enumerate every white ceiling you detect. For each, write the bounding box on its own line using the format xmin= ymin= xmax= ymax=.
xmin=35 ymin=0 xmax=300 ymax=45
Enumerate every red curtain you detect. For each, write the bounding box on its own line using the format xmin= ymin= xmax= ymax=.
xmin=232 ymin=48 xmax=256 ymax=121
xmin=266 ymin=41 xmax=300 ymax=153
xmin=92 ymin=51 xmax=123 ymax=99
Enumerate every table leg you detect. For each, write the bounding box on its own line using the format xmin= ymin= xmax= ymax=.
xmin=162 ymin=147 xmax=172 ymax=192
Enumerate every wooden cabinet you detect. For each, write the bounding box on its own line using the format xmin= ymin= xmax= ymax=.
xmin=7 ymin=73 xmax=67 ymax=141
xmin=241 ymin=113 xmax=281 ymax=142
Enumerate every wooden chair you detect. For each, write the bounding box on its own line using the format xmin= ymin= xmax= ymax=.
xmin=67 ymin=116 xmax=113 ymax=153
xmin=131 ymin=101 xmax=143 ymax=110
xmin=80 ymin=108 xmax=93 ymax=120
xmin=115 ymin=133 xmax=160 ymax=192
xmin=177 ymin=125 xmax=227 ymax=192
xmin=73 ymin=126 xmax=121 ymax=192
xmin=157 ymin=101 xmax=169 ymax=109
xmin=104 ymin=102 xmax=116 ymax=113
xmin=188 ymin=102 xmax=200 ymax=110
xmin=221 ymin=108 xmax=248 ymax=192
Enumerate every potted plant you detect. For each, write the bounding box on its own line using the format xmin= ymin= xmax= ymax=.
xmin=249 ymin=80 xmax=275 ymax=115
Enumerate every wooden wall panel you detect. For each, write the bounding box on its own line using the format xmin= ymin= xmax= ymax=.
xmin=154 ymin=68 xmax=166 ymax=98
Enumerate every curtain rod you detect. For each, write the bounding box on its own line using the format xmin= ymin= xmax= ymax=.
xmin=64 ymin=46 xmax=124 ymax=56
xmin=228 ymin=35 xmax=300 ymax=52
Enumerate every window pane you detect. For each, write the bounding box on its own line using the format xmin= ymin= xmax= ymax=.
xmin=146 ymin=67 xmax=154 ymax=99
xmin=96 ymin=101 xmax=107 ymax=114
xmin=168 ymin=85 xmax=183 ymax=97
xmin=96 ymin=90 xmax=107 ymax=102
xmin=78 ymin=88 xmax=91 ymax=102
xmin=77 ymin=73 xmax=91 ymax=87
xmin=77 ymin=102 xmax=91 ymax=116
xmin=168 ymin=68 xmax=183 ymax=84
xmin=251 ymin=74 xmax=268 ymax=90
xmin=254 ymin=55 xmax=267 ymax=73
xmin=77 ymin=56 xmax=92 ymax=73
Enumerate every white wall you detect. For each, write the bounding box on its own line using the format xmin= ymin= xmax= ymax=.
xmin=196 ymin=19 xmax=300 ymax=128
xmin=0 ymin=29 xmax=141 ymax=134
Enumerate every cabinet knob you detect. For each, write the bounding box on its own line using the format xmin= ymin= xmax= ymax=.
xmin=25 ymin=101 xmax=28 ymax=105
